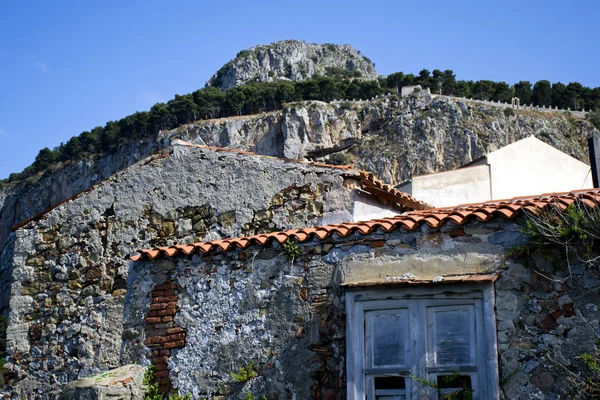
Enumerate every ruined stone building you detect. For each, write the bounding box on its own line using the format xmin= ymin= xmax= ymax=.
xmin=3 ymin=139 xmax=600 ymax=400
xmin=2 ymin=140 xmax=426 ymax=399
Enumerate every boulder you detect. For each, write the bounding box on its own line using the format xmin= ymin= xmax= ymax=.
xmin=58 ymin=364 xmax=147 ymax=400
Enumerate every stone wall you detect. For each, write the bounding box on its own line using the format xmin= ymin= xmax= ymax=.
xmin=3 ymin=144 xmax=378 ymax=399
xmin=126 ymin=218 xmax=600 ymax=400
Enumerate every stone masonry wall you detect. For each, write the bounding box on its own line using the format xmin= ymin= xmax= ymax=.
xmin=128 ymin=218 xmax=600 ymax=399
xmin=3 ymin=144 xmax=370 ymax=399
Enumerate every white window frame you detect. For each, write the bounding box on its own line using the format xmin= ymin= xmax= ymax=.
xmin=346 ymin=283 xmax=499 ymax=399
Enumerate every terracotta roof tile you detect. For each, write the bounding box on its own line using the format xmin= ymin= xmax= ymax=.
xmin=131 ymin=188 xmax=600 ymax=261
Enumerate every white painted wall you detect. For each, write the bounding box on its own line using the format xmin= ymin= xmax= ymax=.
xmin=398 ymin=136 xmax=593 ymax=207
xmin=398 ymin=165 xmax=491 ymax=207
xmin=487 ymin=136 xmax=592 ymax=199
xmin=352 ymin=191 xmax=401 ymax=221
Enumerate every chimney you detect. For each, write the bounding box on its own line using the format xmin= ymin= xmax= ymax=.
xmin=589 ymin=135 xmax=600 ymax=188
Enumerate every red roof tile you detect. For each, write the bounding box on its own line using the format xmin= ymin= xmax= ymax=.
xmin=131 ymin=188 xmax=600 ymax=261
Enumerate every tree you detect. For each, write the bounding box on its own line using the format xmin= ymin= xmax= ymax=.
xmin=193 ymin=87 xmax=226 ymax=119
xmin=431 ymin=69 xmax=443 ymax=94
xmin=58 ymin=137 xmax=82 ymax=161
xmin=565 ymin=82 xmax=584 ymax=110
xmin=169 ymin=94 xmax=198 ymax=125
xmin=532 ymin=80 xmax=552 ymax=106
xmin=551 ymin=82 xmax=566 ymax=109
xmin=417 ymin=69 xmax=432 ymax=88
xmin=33 ymin=147 xmax=57 ymax=172
xmin=472 ymin=80 xmax=495 ymax=100
xmin=386 ymin=72 xmax=405 ymax=93
xmin=514 ymin=81 xmax=532 ymax=105
xmin=149 ymin=103 xmax=172 ymax=132
xmin=492 ymin=82 xmax=514 ymax=102
xmin=441 ymin=70 xmax=456 ymax=95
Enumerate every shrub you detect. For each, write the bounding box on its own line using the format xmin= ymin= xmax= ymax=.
xmin=504 ymin=107 xmax=516 ymax=117
xmin=281 ymin=240 xmax=303 ymax=261
xmin=231 ymin=361 xmax=257 ymax=383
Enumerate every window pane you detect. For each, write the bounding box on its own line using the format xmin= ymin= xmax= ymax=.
xmin=368 ymin=310 xmax=408 ymax=367
xmin=430 ymin=307 xmax=473 ymax=365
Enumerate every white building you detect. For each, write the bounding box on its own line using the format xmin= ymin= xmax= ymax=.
xmin=397 ymin=135 xmax=593 ymax=207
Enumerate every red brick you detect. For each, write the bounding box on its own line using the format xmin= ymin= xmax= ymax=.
xmin=163 ymin=340 xmax=185 ymax=349
xmin=145 ymin=317 xmax=161 ymax=324
xmin=152 ymin=290 xmax=165 ymax=297
xmin=166 ymin=327 xmax=185 ymax=335
xmin=153 ymin=356 xmax=169 ymax=364
xmin=167 ymin=302 xmax=177 ymax=309
xmin=150 ymin=303 xmax=167 ymax=311
xmin=370 ymin=240 xmax=385 ymax=248
xmin=154 ymin=363 xmax=167 ymax=371
xmin=160 ymin=349 xmax=171 ymax=356
xmin=148 ymin=311 xmax=158 ymax=317
xmin=144 ymin=337 xmax=153 ymax=345
xmin=163 ymin=289 xmax=176 ymax=296
xmin=158 ymin=384 xmax=171 ymax=393
xmin=146 ymin=329 xmax=167 ymax=337
xmin=161 ymin=316 xmax=173 ymax=322
xmin=166 ymin=333 xmax=185 ymax=341
xmin=155 ymin=370 xmax=169 ymax=378
xmin=154 ymin=296 xmax=178 ymax=303
xmin=157 ymin=376 xmax=170 ymax=385
xmin=156 ymin=308 xmax=177 ymax=317
xmin=154 ymin=283 xmax=172 ymax=291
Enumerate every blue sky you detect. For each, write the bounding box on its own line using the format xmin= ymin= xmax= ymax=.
xmin=1 ymin=0 xmax=599 ymax=179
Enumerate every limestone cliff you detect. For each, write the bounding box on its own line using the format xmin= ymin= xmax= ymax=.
xmin=167 ymin=91 xmax=595 ymax=184
xmin=206 ymin=40 xmax=378 ymax=90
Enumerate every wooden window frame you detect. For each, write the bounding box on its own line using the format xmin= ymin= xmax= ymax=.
xmin=346 ymin=283 xmax=499 ymax=399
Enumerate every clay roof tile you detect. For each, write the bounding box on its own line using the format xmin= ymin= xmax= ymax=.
xmin=130 ymin=188 xmax=600 ymax=260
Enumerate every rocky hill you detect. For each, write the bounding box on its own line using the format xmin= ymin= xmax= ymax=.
xmin=0 ymin=85 xmax=595 ymax=320
xmin=206 ymin=40 xmax=378 ymax=90
xmin=167 ymin=90 xmax=594 ymax=184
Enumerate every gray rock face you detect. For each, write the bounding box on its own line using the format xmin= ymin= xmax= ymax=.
xmin=168 ymin=92 xmax=596 ymax=185
xmin=58 ymin=365 xmax=147 ymax=400
xmin=206 ymin=40 xmax=378 ymax=90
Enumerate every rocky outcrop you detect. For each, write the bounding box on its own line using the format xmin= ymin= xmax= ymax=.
xmin=206 ymin=40 xmax=378 ymax=90
xmin=168 ymin=92 xmax=596 ymax=185
xmin=58 ymin=365 xmax=147 ymax=400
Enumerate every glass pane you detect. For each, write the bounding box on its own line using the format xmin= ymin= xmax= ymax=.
xmin=372 ymin=312 xmax=407 ymax=366
xmin=433 ymin=309 xmax=471 ymax=365
xmin=375 ymin=376 xmax=406 ymax=390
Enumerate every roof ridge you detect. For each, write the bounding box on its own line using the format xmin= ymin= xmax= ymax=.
xmin=131 ymin=188 xmax=600 ymax=261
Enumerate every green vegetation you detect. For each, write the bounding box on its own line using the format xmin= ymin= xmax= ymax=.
xmin=245 ymin=394 xmax=268 ymax=400
xmin=143 ymin=366 xmax=164 ymax=400
xmin=143 ymin=366 xmax=190 ymax=400
xmin=281 ymin=239 xmax=303 ymax=260
xmin=519 ymin=202 xmax=600 ymax=264
xmin=5 ymin=64 xmax=600 ymax=187
xmin=411 ymin=371 xmax=473 ymax=399
xmin=575 ymin=342 xmax=600 ymax=398
xmin=231 ymin=361 xmax=257 ymax=383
